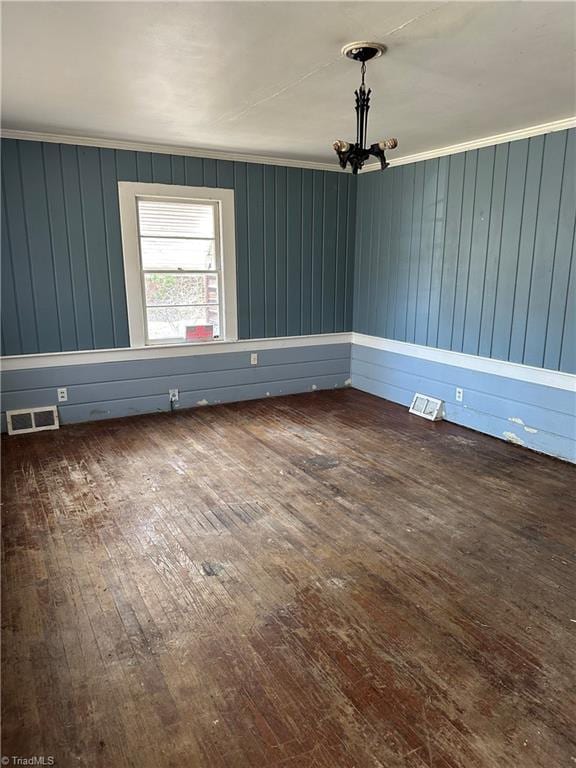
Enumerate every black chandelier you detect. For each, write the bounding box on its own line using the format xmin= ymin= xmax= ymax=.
xmin=333 ymin=42 xmax=398 ymax=174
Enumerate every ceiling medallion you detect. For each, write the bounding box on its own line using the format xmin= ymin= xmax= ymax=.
xmin=333 ymin=42 xmax=398 ymax=174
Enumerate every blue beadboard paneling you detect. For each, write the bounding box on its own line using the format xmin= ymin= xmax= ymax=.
xmin=248 ymin=163 xmax=266 ymax=339
xmin=3 ymin=139 xmax=40 ymax=353
xmin=18 ymin=141 xmax=61 ymax=352
xmin=274 ymin=166 xmax=288 ymax=337
xmin=1 ymin=191 xmax=22 ymax=355
xmin=286 ymin=167 xmax=302 ymax=337
xmin=1 ymin=139 xmax=357 ymax=355
xmin=351 ymin=344 xmax=576 ymax=463
xmin=77 ymin=145 xmax=116 ymax=348
xmin=545 ymin=130 xmax=575 ymax=371
xmin=300 ymin=169 xmax=313 ymax=334
xmin=311 ymin=170 xmax=324 ymax=334
xmin=354 ymin=129 xmax=576 ymax=373
xmin=263 ymin=165 xmax=276 ymax=337
xmin=322 ymin=173 xmax=338 ymax=333
xmin=523 ymin=131 xmax=568 ymax=367
xmin=344 ymin=171 xmax=356 ymax=331
xmin=1 ymin=343 xmax=351 ymax=428
xmin=334 ymin=174 xmax=348 ymax=332
xmin=60 ymin=144 xmax=95 ymax=349
xmin=42 ymin=143 xmax=78 ymax=351
xmin=478 ymin=143 xmax=508 ymax=357
xmin=436 ymin=152 xmax=465 ymax=351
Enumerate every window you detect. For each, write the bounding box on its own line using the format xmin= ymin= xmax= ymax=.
xmin=138 ymin=199 xmax=220 ymax=343
xmin=118 ymin=182 xmax=237 ymax=347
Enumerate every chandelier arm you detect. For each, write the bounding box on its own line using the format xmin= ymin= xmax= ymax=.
xmin=368 ymin=143 xmax=389 ymax=170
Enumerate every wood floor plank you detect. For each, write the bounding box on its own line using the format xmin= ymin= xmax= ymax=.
xmin=2 ymin=389 xmax=575 ymax=767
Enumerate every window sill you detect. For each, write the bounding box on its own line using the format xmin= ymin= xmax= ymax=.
xmin=145 ymin=337 xmax=238 ymax=348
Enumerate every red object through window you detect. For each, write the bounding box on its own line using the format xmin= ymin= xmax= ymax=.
xmin=186 ymin=325 xmax=214 ymax=341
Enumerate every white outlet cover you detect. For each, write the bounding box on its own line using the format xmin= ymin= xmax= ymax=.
xmin=57 ymin=387 xmax=68 ymax=402
xmin=456 ymin=388 xmax=464 ymax=402
xmin=250 ymin=353 xmax=258 ymax=365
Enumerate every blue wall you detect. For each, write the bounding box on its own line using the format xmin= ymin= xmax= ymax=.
xmin=1 ymin=343 xmax=351 ymax=429
xmin=1 ymin=139 xmax=357 ymax=355
xmin=354 ymin=129 xmax=575 ymax=373
xmin=2 ymin=132 xmax=575 ymax=460
xmin=351 ymin=344 xmax=575 ymax=462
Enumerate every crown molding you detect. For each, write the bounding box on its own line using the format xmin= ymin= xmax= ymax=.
xmin=364 ymin=116 xmax=576 ymax=172
xmin=0 ymin=128 xmax=343 ymax=173
xmin=2 ymin=115 xmax=575 ymax=175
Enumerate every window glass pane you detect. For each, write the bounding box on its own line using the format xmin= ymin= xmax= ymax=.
xmin=146 ymin=306 xmax=220 ymax=341
xmin=137 ymin=199 xmax=215 ymax=238
xmin=140 ymin=238 xmax=216 ymax=270
xmin=144 ymin=273 xmax=218 ymax=306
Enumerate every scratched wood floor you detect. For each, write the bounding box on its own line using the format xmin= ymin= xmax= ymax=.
xmin=2 ymin=389 xmax=575 ymax=768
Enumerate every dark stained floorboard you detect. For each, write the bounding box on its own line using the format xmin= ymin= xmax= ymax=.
xmin=2 ymin=389 xmax=575 ymax=767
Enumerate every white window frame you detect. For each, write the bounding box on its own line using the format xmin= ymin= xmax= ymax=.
xmin=118 ymin=182 xmax=238 ymax=347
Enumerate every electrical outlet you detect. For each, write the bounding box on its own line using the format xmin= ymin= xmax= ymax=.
xmin=57 ymin=387 xmax=68 ymax=402
xmin=250 ymin=353 xmax=258 ymax=366
xmin=456 ymin=387 xmax=463 ymax=402
xmin=169 ymin=388 xmax=179 ymax=402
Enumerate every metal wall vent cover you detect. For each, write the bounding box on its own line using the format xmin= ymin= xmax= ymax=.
xmin=6 ymin=406 xmax=60 ymax=435
xmin=409 ymin=393 xmax=444 ymax=421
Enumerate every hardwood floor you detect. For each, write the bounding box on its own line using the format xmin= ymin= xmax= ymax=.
xmin=2 ymin=389 xmax=575 ymax=768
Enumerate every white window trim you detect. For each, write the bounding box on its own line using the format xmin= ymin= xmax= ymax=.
xmin=118 ymin=182 xmax=238 ymax=347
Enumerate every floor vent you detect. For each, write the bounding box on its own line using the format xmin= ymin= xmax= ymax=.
xmin=6 ymin=406 xmax=60 ymax=435
xmin=409 ymin=393 xmax=444 ymax=421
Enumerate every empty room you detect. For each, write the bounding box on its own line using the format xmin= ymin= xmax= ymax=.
xmin=1 ymin=2 xmax=575 ymax=766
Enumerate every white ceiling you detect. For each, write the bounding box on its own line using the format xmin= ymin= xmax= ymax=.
xmin=2 ymin=2 xmax=575 ymax=164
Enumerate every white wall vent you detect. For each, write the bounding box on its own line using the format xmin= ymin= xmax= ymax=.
xmin=6 ymin=406 xmax=60 ymax=435
xmin=409 ymin=393 xmax=444 ymax=421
